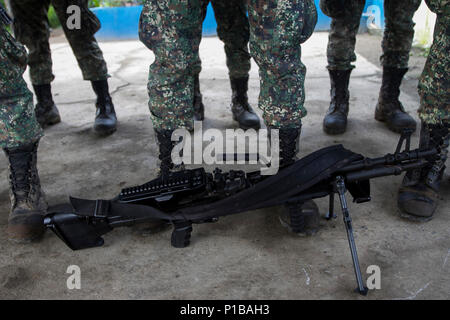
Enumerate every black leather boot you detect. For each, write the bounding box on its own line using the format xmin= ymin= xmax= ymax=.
xmin=273 ymin=127 xmax=320 ymax=235
xmin=155 ymin=129 xmax=184 ymax=178
xmin=3 ymin=140 xmax=47 ymax=242
xmin=32 ymin=84 xmax=61 ymax=128
xmin=130 ymin=130 xmax=179 ymax=234
xmin=231 ymin=76 xmax=260 ymax=130
xmin=323 ymin=69 xmax=351 ymax=135
xmin=91 ymin=80 xmax=117 ymax=135
xmin=398 ymin=123 xmax=449 ymax=221
xmin=193 ymin=75 xmax=205 ymax=122
xmin=278 ymin=127 xmax=301 ymax=168
xmin=375 ymin=67 xmax=417 ymax=133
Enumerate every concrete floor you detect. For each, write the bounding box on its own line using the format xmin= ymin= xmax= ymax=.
xmin=0 ymin=32 xmax=448 ymax=299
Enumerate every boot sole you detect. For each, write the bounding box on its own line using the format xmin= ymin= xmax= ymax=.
xmin=323 ymin=124 xmax=347 ymax=135
xmin=232 ymin=115 xmax=261 ymax=130
xmin=238 ymin=122 xmax=261 ymax=130
xmin=7 ymin=224 xmax=46 ymax=243
xmin=398 ymin=210 xmax=433 ymax=222
xmin=39 ymin=116 xmax=61 ymax=128
xmin=94 ymin=125 xmax=117 ymax=136
xmin=374 ymin=109 xmax=416 ymax=134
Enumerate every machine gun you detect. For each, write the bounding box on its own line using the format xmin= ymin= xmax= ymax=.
xmin=44 ymin=129 xmax=436 ymax=295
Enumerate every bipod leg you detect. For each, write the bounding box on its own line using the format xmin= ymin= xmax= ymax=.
xmin=335 ymin=176 xmax=368 ymax=296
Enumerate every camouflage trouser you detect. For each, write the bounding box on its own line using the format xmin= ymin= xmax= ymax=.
xmin=195 ymin=2 xmax=251 ymax=80
xmin=10 ymin=0 xmax=108 ymax=85
xmin=139 ymin=0 xmax=317 ymax=130
xmin=321 ymin=0 xmax=421 ymax=70
xmin=417 ymin=0 xmax=449 ymax=124
xmin=0 ymin=27 xmax=43 ymax=149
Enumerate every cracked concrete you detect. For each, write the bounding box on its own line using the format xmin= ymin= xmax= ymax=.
xmin=0 ymin=32 xmax=448 ymax=300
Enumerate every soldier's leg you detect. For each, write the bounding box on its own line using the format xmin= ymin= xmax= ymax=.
xmin=0 ymin=26 xmax=47 ymax=242
xmin=380 ymin=0 xmax=422 ymax=69
xmin=325 ymin=0 xmax=365 ymax=71
xmin=51 ymin=0 xmax=107 ymax=82
xmin=10 ymin=0 xmax=61 ymax=127
xmin=191 ymin=1 xmax=209 ymax=122
xmin=51 ymin=0 xmax=116 ymax=135
xmin=398 ymin=4 xmax=450 ymax=221
xmin=211 ymin=1 xmax=250 ymax=79
xmin=247 ymin=0 xmax=319 ymax=235
xmin=321 ymin=0 xmax=365 ymax=134
xmin=10 ymin=0 xmax=53 ymax=85
xmin=211 ymin=0 xmax=260 ymax=129
xmin=374 ymin=0 xmax=421 ymax=133
xmin=139 ymin=0 xmax=205 ymax=175
xmin=247 ymin=0 xmax=317 ymax=129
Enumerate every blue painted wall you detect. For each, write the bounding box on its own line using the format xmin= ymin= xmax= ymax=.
xmin=93 ymin=0 xmax=385 ymax=41
xmin=92 ymin=6 xmax=141 ymax=40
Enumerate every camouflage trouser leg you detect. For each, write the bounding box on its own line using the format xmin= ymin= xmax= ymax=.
xmin=417 ymin=2 xmax=450 ymax=125
xmin=10 ymin=0 xmax=54 ymax=85
xmin=210 ymin=0 xmax=251 ymax=79
xmin=51 ymin=0 xmax=109 ymax=81
xmin=325 ymin=0 xmax=366 ymax=70
xmin=0 ymin=28 xmax=43 ymax=148
xmin=192 ymin=1 xmax=209 ymax=80
xmin=325 ymin=0 xmax=421 ymax=70
xmin=11 ymin=0 xmax=108 ymax=84
xmin=381 ymin=0 xmax=421 ymax=68
xmin=193 ymin=1 xmax=251 ymax=80
xmin=247 ymin=0 xmax=317 ymax=128
xmin=139 ymin=0 xmax=206 ymax=131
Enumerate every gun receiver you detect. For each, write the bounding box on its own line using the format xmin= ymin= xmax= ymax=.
xmin=118 ymin=168 xmax=209 ymax=205
xmin=117 ymin=167 xmax=261 ymax=210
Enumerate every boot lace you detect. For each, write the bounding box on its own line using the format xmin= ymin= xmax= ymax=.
xmin=156 ymin=130 xmax=184 ymax=177
xmin=8 ymin=152 xmax=34 ymax=204
xmin=279 ymin=128 xmax=300 ymax=167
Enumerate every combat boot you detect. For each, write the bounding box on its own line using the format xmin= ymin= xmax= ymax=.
xmin=193 ymin=75 xmax=205 ymax=122
xmin=323 ymin=69 xmax=352 ymax=135
xmin=155 ymin=129 xmax=185 ymax=178
xmin=136 ymin=129 xmax=184 ymax=234
xmin=375 ymin=67 xmax=417 ymax=133
xmin=3 ymin=141 xmax=47 ymax=242
xmin=33 ymin=84 xmax=61 ymax=128
xmin=398 ymin=122 xmax=449 ymax=221
xmin=272 ymin=126 xmax=320 ymax=235
xmin=91 ymin=80 xmax=117 ymax=135
xmin=231 ymin=76 xmax=260 ymax=130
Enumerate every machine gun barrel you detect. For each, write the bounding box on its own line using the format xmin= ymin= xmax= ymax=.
xmin=338 ymin=148 xmax=436 ymax=174
xmin=345 ymin=159 xmax=428 ymax=182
